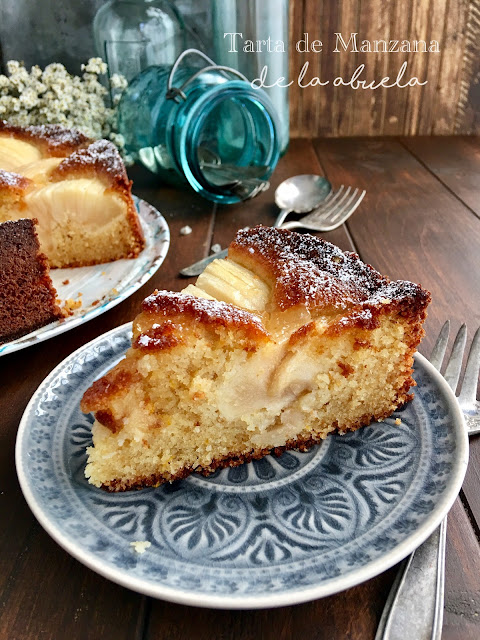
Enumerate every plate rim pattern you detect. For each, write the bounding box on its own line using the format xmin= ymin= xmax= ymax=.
xmin=0 ymin=197 xmax=170 ymax=357
xmin=15 ymin=323 xmax=469 ymax=609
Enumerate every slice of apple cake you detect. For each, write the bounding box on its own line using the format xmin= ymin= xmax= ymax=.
xmin=81 ymin=226 xmax=430 ymax=491
xmin=0 ymin=121 xmax=144 ymax=267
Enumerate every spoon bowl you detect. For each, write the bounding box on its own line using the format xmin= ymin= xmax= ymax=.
xmin=275 ymin=174 xmax=331 ymax=213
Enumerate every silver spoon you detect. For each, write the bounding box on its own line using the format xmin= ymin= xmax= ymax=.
xmin=274 ymin=174 xmax=331 ymax=227
xmin=179 ymin=174 xmax=331 ymax=277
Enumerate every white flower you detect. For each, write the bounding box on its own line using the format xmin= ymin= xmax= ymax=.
xmin=82 ymin=57 xmax=108 ymax=75
xmin=19 ymin=87 xmax=39 ymax=109
xmin=110 ymin=73 xmax=128 ymax=90
xmin=6 ymin=60 xmax=21 ymax=75
xmin=0 ymin=58 xmax=128 ymax=158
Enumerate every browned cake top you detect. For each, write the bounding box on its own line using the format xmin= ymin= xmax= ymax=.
xmin=51 ymin=140 xmax=131 ymax=191
xmin=0 ymin=169 xmax=32 ymax=193
xmin=229 ymin=226 xmax=430 ymax=315
xmin=0 ymin=120 xmax=90 ymax=156
xmin=140 ymin=290 xmax=269 ymax=342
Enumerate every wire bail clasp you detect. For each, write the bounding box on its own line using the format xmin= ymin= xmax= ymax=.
xmin=166 ymin=48 xmax=249 ymax=103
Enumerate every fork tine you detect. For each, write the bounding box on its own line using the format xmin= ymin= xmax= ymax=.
xmin=345 ymin=189 xmax=366 ymax=220
xmin=330 ymin=188 xmax=363 ymax=224
xmin=316 ymin=189 xmax=366 ymax=231
xmin=324 ymin=187 xmax=352 ymax=218
xmin=325 ymin=189 xmax=359 ymax=224
xmin=323 ymin=187 xmax=335 ymax=203
xmin=444 ymin=324 xmax=467 ymax=392
xmin=312 ymin=188 xmax=357 ymax=225
xmin=311 ymin=185 xmax=346 ymax=212
xmin=430 ymin=321 xmax=450 ymax=371
xmin=458 ymin=326 xmax=480 ymax=405
xmin=306 ymin=187 xmax=352 ymax=222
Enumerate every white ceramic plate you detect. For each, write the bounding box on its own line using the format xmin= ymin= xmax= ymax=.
xmin=1 ymin=197 xmax=169 ymax=356
xmin=16 ymin=323 xmax=468 ymax=609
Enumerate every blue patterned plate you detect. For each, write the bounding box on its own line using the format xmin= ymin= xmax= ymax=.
xmin=16 ymin=324 xmax=468 ymax=609
xmin=1 ymin=197 xmax=169 ymax=357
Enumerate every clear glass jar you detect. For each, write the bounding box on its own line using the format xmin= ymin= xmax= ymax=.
xmin=211 ymin=0 xmax=290 ymax=154
xmin=117 ymin=49 xmax=280 ymax=204
xmin=93 ymin=0 xmax=187 ymax=82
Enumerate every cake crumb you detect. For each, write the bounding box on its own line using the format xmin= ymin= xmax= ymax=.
xmin=92 ymin=299 xmax=100 ymax=306
xmin=130 ymin=540 xmax=151 ymax=554
xmin=211 ymin=243 xmax=222 ymax=254
xmin=101 ymin=271 xmax=106 ymax=276
xmin=111 ymin=288 xmax=119 ymax=296
xmin=62 ymin=279 xmax=70 ymax=285
xmin=62 ymin=298 xmax=82 ymax=316
xmin=395 ymin=418 xmax=402 ymax=425
xmin=180 ymin=225 xmax=192 ymax=236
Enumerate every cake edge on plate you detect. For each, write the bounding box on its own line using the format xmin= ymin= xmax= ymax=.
xmin=81 ymin=226 xmax=431 ymax=491
xmin=0 ymin=218 xmax=63 ymax=344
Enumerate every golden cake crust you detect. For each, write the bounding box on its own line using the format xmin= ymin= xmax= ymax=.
xmin=0 ymin=169 xmax=32 ymax=195
xmin=139 ymin=290 xmax=269 ymax=342
xmin=0 ymin=123 xmax=145 ymax=266
xmin=229 ymin=226 xmax=431 ymax=319
xmin=51 ymin=139 xmax=131 ymax=190
xmin=0 ymin=120 xmax=90 ymax=156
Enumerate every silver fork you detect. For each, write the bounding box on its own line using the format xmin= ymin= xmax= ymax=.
xmin=179 ymin=185 xmax=366 ymax=276
xmin=280 ymin=186 xmax=366 ymax=232
xmin=375 ymin=322 xmax=480 ymax=640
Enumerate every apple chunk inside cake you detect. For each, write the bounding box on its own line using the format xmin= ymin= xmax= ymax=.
xmin=0 ymin=123 xmax=144 ymax=267
xmin=81 ymin=226 xmax=430 ymax=491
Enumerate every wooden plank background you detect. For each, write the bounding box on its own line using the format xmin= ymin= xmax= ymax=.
xmin=0 ymin=0 xmax=479 ymax=136
xmin=288 ymin=0 xmax=480 ymax=136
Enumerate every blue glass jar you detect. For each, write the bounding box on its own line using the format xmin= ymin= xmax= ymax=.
xmin=117 ymin=49 xmax=280 ymax=203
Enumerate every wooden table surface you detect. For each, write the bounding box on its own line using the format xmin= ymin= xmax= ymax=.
xmin=1 ymin=137 xmax=479 ymax=640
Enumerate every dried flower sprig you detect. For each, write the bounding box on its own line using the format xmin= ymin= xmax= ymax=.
xmin=0 ymin=58 xmax=130 ymax=159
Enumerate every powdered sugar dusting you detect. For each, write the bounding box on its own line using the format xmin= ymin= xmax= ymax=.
xmin=54 ymin=139 xmax=127 ymax=184
xmin=0 ymin=169 xmax=30 ymax=189
xmin=0 ymin=120 xmax=89 ymax=152
xmin=137 ymin=334 xmax=153 ymax=347
xmin=142 ymin=290 xmax=268 ymax=337
xmin=230 ymin=226 xmax=427 ymax=312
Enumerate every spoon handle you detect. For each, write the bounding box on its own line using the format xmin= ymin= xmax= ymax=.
xmin=179 ymin=210 xmax=292 ymax=277
xmin=273 ymin=208 xmax=292 ymax=228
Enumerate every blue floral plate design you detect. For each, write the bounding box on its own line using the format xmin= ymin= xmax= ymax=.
xmin=16 ymin=324 xmax=468 ymax=609
xmin=1 ymin=197 xmax=169 ymax=357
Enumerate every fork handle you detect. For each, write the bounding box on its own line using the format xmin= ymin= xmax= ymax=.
xmin=375 ymin=518 xmax=446 ymax=640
